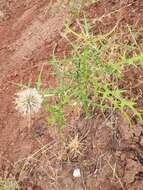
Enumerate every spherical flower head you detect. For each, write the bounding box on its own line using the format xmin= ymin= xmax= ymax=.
xmin=15 ymin=88 xmax=43 ymax=116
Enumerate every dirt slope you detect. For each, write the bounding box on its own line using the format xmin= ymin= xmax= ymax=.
xmin=0 ymin=0 xmax=68 ymax=165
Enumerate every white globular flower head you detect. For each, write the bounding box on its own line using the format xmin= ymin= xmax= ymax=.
xmin=15 ymin=88 xmax=43 ymax=116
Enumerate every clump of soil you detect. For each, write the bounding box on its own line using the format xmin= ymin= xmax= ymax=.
xmin=0 ymin=0 xmax=143 ymax=190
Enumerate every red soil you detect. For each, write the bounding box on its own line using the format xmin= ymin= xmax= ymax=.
xmin=0 ymin=0 xmax=143 ymax=190
xmin=0 ymin=0 xmax=68 ymax=165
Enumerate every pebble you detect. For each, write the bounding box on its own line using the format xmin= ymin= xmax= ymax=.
xmin=73 ymin=168 xmax=81 ymax=178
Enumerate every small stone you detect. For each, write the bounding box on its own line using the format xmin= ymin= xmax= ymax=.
xmin=73 ymin=168 xmax=81 ymax=178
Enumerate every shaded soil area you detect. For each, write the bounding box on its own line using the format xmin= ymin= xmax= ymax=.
xmin=0 ymin=0 xmax=143 ymax=190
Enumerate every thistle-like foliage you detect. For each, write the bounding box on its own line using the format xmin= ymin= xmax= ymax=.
xmin=15 ymin=88 xmax=43 ymax=116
